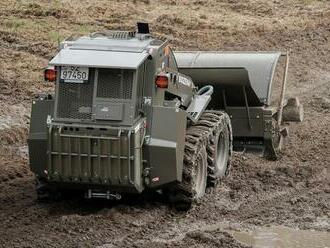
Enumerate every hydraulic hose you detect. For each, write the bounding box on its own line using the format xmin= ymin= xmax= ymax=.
xmin=197 ymin=85 xmax=214 ymax=96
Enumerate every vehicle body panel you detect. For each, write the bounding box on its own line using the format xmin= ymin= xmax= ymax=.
xmin=28 ymin=29 xmax=289 ymax=197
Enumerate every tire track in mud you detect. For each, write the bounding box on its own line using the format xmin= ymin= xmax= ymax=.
xmin=0 ymin=126 xmax=28 ymax=145
xmin=232 ymin=187 xmax=313 ymax=223
xmin=0 ymin=146 xmax=29 ymax=184
xmin=97 ymin=208 xmax=248 ymax=248
xmin=92 ymin=207 xmax=173 ymax=247
xmin=193 ymin=146 xmax=330 ymax=230
xmin=144 ymin=220 xmax=246 ymax=247
xmin=0 ymin=104 xmax=29 ymax=145
xmin=0 ymin=103 xmax=30 ymax=183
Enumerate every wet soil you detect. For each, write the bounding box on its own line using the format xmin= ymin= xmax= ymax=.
xmin=231 ymin=225 xmax=330 ymax=248
xmin=0 ymin=0 xmax=329 ymax=247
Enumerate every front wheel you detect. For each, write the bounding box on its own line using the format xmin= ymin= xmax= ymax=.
xmin=198 ymin=111 xmax=233 ymax=186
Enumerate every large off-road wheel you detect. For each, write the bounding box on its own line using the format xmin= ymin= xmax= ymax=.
xmin=198 ymin=111 xmax=233 ymax=186
xmin=184 ymin=141 xmax=208 ymax=200
xmin=168 ymin=125 xmax=209 ymax=211
xmin=169 ymin=111 xmax=232 ymax=210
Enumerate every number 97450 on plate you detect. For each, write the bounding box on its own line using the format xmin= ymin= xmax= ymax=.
xmin=60 ymin=66 xmax=89 ymax=83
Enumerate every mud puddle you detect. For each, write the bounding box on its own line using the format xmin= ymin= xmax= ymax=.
xmin=230 ymin=226 xmax=330 ymax=248
xmin=146 ymin=221 xmax=330 ymax=248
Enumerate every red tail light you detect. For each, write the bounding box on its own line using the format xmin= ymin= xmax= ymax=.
xmin=44 ymin=67 xmax=56 ymax=82
xmin=155 ymin=75 xmax=168 ymax=88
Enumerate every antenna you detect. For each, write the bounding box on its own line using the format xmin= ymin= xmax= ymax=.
xmin=137 ymin=22 xmax=150 ymax=34
xmin=57 ymin=16 xmax=60 ymax=50
xmin=54 ymin=0 xmax=61 ymax=50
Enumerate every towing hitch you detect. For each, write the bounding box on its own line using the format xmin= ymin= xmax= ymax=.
xmin=86 ymin=189 xmax=122 ymax=200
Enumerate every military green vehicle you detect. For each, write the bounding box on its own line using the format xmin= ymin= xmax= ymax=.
xmin=28 ymin=23 xmax=298 ymax=209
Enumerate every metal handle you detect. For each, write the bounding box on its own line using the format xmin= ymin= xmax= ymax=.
xmin=59 ymin=132 xmax=119 ymax=141
xmin=277 ymin=51 xmax=290 ymax=125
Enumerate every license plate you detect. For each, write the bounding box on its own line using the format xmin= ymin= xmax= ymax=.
xmin=60 ymin=66 xmax=89 ymax=83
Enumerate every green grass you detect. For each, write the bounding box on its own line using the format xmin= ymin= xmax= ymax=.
xmin=48 ymin=30 xmax=65 ymax=43
xmin=293 ymin=0 xmax=321 ymax=5
xmin=72 ymin=24 xmax=96 ymax=34
xmin=1 ymin=17 xmax=50 ymax=33
xmin=2 ymin=18 xmax=25 ymax=31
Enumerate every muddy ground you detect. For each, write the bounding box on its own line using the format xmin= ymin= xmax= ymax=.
xmin=0 ymin=0 xmax=329 ymax=247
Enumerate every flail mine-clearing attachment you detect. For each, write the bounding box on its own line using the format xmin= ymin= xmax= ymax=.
xmin=174 ymin=51 xmax=301 ymax=159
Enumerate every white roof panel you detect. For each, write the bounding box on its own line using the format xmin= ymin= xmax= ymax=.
xmin=70 ymin=36 xmax=152 ymax=52
xmin=49 ymin=48 xmax=148 ymax=69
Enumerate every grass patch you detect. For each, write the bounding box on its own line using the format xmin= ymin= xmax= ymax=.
xmin=1 ymin=18 xmax=25 ymax=32
xmin=48 ymin=31 xmax=65 ymax=43
xmin=293 ymin=0 xmax=323 ymax=5
xmin=0 ymin=17 xmax=50 ymax=33
xmin=72 ymin=24 xmax=96 ymax=34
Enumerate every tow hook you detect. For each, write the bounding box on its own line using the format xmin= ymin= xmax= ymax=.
xmin=86 ymin=189 xmax=122 ymax=200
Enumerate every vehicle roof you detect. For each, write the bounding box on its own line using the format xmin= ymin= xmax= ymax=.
xmin=49 ymin=32 xmax=166 ymax=69
xmin=64 ymin=36 xmax=156 ymax=52
xmin=49 ymin=49 xmax=149 ymax=69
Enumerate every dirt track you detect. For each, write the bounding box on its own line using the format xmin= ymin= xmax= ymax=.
xmin=0 ymin=0 xmax=329 ymax=247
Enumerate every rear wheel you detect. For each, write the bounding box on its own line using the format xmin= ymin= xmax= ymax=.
xmin=168 ymin=111 xmax=232 ymax=210
xmin=189 ymin=144 xmax=208 ymax=199
xmin=168 ymin=125 xmax=208 ymax=211
xmin=36 ymin=177 xmax=60 ymax=202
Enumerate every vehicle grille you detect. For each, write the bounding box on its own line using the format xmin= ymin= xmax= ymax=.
xmin=56 ymin=69 xmax=95 ymax=120
xmin=97 ymin=69 xmax=133 ymax=99
xmin=56 ymin=68 xmax=133 ymax=121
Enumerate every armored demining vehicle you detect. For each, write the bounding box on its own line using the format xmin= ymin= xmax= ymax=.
xmin=28 ymin=23 xmax=299 ymax=209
